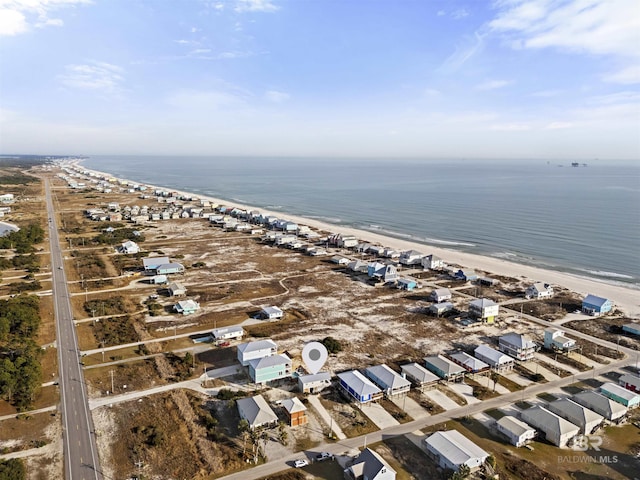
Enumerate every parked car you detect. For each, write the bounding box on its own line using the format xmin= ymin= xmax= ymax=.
xmin=293 ymin=459 xmax=308 ymax=468
xmin=315 ymin=452 xmax=333 ymax=461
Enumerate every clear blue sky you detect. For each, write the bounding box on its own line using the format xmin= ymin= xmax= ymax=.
xmin=1 ymin=0 xmax=638 ymax=160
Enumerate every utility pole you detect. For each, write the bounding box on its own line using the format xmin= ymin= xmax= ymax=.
xmin=110 ymin=370 xmax=115 ymax=395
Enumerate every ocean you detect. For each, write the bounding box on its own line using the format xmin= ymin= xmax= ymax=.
xmin=82 ymin=156 xmax=640 ymax=288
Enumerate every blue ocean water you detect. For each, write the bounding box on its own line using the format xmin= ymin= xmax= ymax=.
xmin=82 ymin=156 xmax=640 ymax=287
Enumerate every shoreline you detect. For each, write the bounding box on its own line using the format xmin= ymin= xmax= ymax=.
xmin=70 ymin=160 xmax=640 ymax=317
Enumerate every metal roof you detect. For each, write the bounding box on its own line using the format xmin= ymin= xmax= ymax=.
xmin=499 ymin=333 xmax=536 ymax=349
xmin=337 ymin=370 xmax=382 ymax=397
xmin=496 ymin=416 xmax=535 ymax=437
xmin=298 ymin=372 xmax=332 ymax=384
xmin=236 ymin=395 xmax=278 ymax=427
xmin=424 ymin=430 xmax=488 ymax=467
xmin=212 ymin=325 xmax=244 ymax=338
xmin=142 ymin=256 xmax=170 ymax=268
xmin=424 ymin=355 xmax=466 ymax=376
xmin=547 ymin=398 xmax=603 ymax=428
xmin=600 ymin=382 xmax=640 ymax=401
xmin=281 ymin=397 xmax=307 ymax=414
xmin=237 ymin=339 xmax=277 ymax=354
xmin=400 ymin=363 xmax=439 ymax=383
xmin=582 ymin=294 xmax=610 ymax=307
xmin=474 ymin=345 xmax=513 ymax=365
xmin=470 ymin=298 xmax=497 ymax=309
xmin=449 ymin=352 xmax=490 ymax=372
xmin=248 ymin=354 xmax=291 ymax=370
xmin=365 ymin=364 xmax=411 ymax=390
xmin=572 ymin=391 xmax=628 ymax=419
xmin=521 ymin=406 xmax=580 ymax=437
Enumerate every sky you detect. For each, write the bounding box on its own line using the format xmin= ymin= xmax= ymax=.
xmin=0 ymin=0 xmax=639 ymax=160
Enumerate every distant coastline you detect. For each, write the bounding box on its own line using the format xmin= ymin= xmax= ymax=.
xmin=70 ymin=159 xmax=640 ymax=316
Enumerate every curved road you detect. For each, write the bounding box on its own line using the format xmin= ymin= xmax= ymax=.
xmin=45 ymin=178 xmax=103 ymax=480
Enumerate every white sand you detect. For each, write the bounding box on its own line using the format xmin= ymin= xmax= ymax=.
xmin=73 ymin=162 xmax=640 ymax=318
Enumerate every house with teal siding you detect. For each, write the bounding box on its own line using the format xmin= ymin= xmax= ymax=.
xmin=600 ymin=383 xmax=640 ymax=408
xmin=424 ymin=355 xmax=466 ymax=382
xmin=248 ymin=354 xmax=292 ymax=384
xmin=581 ymin=294 xmax=612 ymax=316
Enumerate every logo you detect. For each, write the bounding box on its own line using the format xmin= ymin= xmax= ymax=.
xmin=571 ymin=434 xmax=602 ymax=452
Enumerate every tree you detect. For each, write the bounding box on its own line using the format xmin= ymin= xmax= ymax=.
xmin=321 ymin=336 xmax=343 ymax=354
xmin=0 ymin=458 xmax=26 ymax=479
xmin=449 ymin=464 xmax=471 ymax=480
xmin=238 ymin=419 xmax=250 ymax=459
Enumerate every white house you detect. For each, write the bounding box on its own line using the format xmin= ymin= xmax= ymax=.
xmin=547 ymin=398 xmax=603 ymax=435
xmin=572 ymin=391 xmax=628 ymax=423
xmin=498 ymin=333 xmax=537 ymax=361
xmin=236 ymin=395 xmax=278 ymax=430
xmin=430 ymin=288 xmax=452 ymax=303
xmin=400 ymin=363 xmax=439 ymax=389
xmin=237 ymin=339 xmax=277 ymax=366
xmin=173 ymin=299 xmax=200 ymax=315
xmin=424 ymin=430 xmax=489 ymax=472
xmin=364 ymin=364 xmax=411 ymax=397
xmin=474 ymin=345 xmax=515 ymax=372
xmin=544 ymin=328 xmax=577 ymax=352
xmin=525 ymin=282 xmax=554 ymax=299
xmin=212 ymin=326 xmax=244 ymax=342
xmin=399 ymin=250 xmax=424 ymax=266
xmin=119 ymin=240 xmax=140 ymax=254
xmin=422 ymin=254 xmax=445 ymax=270
xmin=168 ymin=282 xmax=187 ymax=297
xmin=496 ymin=416 xmax=536 ymax=447
xmin=260 ymin=306 xmax=283 ymax=320
xmin=298 ymin=372 xmax=332 ymax=394
xmin=469 ymin=298 xmax=499 ymax=323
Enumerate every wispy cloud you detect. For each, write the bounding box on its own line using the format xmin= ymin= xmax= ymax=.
xmin=530 ymin=89 xmax=562 ymax=97
xmin=545 ymin=121 xmax=573 ymax=129
xmin=602 ymin=65 xmax=640 ymax=85
xmin=475 ymin=79 xmax=512 ymax=90
xmin=0 ymin=0 xmax=91 ymax=36
xmin=264 ymin=90 xmax=289 ymax=103
xmin=440 ymin=30 xmax=486 ymax=73
xmin=489 ymin=122 xmax=531 ymax=131
xmin=452 ymin=8 xmax=470 ymax=19
xmin=490 ymin=0 xmax=639 ymax=58
xmin=58 ymin=61 xmax=124 ymax=94
xmin=234 ymin=0 xmax=279 ymax=13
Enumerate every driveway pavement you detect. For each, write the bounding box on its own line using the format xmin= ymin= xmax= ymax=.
xmin=306 ymin=395 xmax=346 ymax=440
xmin=448 ymin=383 xmax=481 ymax=405
xmin=359 ymin=402 xmax=399 ymax=429
xmin=424 ymin=389 xmax=460 ymax=410
xmin=391 ymin=395 xmax=429 ymax=420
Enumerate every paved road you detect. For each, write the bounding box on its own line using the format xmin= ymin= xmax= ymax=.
xmin=45 ymin=179 xmax=103 ymax=480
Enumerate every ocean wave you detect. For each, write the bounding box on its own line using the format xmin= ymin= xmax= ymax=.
xmin=581 ymin=269 xmax=634 ymax=280
xmin=425 ymin=237 xmax=476 ymax=247
xmin=307 ymin=215 xmax=343 ymax=223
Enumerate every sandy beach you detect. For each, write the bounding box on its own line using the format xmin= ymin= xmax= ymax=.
xmin=74 ymin=161 xmax=640 ymax=317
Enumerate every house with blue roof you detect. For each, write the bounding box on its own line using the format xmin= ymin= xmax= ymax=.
xmin=581 ymin=294 xmax=612 ymax=316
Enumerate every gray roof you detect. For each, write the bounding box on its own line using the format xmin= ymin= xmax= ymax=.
xmin=469 ymin=298 xmax=497 ymax=309
xmin=424 ymin=430 xmax=488 ymax=468
xmin=572 ymin=391 xmax=628 ymax=419
xmin=620 ymin=374 xmax=640 ymax=388
xmin=424 ymin=355 xmax=466 ymax=376
xmin=168 ymin=281 xmax=186 ymax=291
xmin=349 ymin=448 xmax=396 ymax=480
xmin=520 ymin=406 xmax=580 ymax=437
xmin=337 ymin=370 xmax=382 ymax=397
xmin=496 ymin=416 xmax=535 ymax=437
xmin=281 ymin=397 xmax=307 ymax=414
xmin=432 ymin=288 xmax=451 ymax=297
xmin=365 ymin=364 xmax=411 ymax=390
xmin=212 ymin=325 xmax=244 ymax=338
xmin=600 ymin=382 xmax=639 ymax=401
xmin=474 ymin=345 xmax=514 ymax=366
xmin=499 ymin=332 xmax=536 ymax=349
xmin=261 ymin=306 xmax=283 ymax=315
xmin=142 ymin=256 xmax=170 ymax=268
xmin=298 ymin=372 xmax=332 ymax=385
xmin=449 ymin=352 xmax=490 ymax=372
xmin=157 ymin=262 xmax=184 ymax=270
xmin=236 ymin=395 xmax=278 ymax=427
xmin=237 ymin=339 xmax=277 ymax=354
xmin=400 ymin=363 xmax=439 ymax=384
xmin=248 ymin=354 xmax=291 ymax=370
xmin=547 ymin=398 xmax=603 ymax=428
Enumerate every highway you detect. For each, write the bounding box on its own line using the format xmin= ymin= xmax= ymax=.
xmin=45 ymin=179 xmax=103 ymax=480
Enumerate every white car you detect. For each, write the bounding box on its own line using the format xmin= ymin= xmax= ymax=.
xmin=293 ymin=459 xmax=308 ymax=468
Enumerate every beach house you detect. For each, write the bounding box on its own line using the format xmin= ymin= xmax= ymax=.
xmin=422 ymin=254 xmax=444 ymax=270
xmin=281 ymin=397 xmax=308 ymax=427
xmin=259 ymin=306 xmax=284 ymax=320
xmin=572 ymin=391 xmax=628 ymax=423
xmin=344 ymin=448 xmax=396 ymax=480
xmin=424 ymin=355 xmax=466 ymax=382
xmin=454 ymin=269 xmax=478 ymax=282
xmin=599 ymin=383 xmax=640 ymax=408
xmin=498 ymin=333 xmax=537 ymax=361
xmin=337 ymin=370 xmax=383 ymax=404
xmin=447 ymin=352 xmax=490 ymax=374
xmin=581 ymin=294 xmax=612 ymax=316
xmin=237 ymin=340 xmax=277 ymax=366
xmin=212 ymin=326 xmax=244 ymax=343
xmin=520 ymin=406 xmax=580 ymax=448
xmin=544 ymin=328 xmax=577 ymax=352
xmin=119 ymin=240 xmax=140 ymax=254
xmin=469 ymin=298 xmax=499 ymax=323
xmin=525 ymin=283 xmax=554 ymax=299
xmin=622 ymin=323 xmax=640 ymax=336
xmin=397 ymin=278 xmax=417 ymax=290
xmin=424 ymin=430 xmax=489 ymax=472
xmin=367 ymin=262 xmax=399 ymax=283
xmin=156 ymin=262 xmax=185 ymax=275
xmin=619 ymin=374 xmax=640 ymax=393
xmin=428 ymin=302 xmax=454 ymax=316
xmin=399 ymin=250 xmax=424 ymax=266
xmin=298 ymin=372 xmax=332 ymax=394
xmin=173 ymin=299 xmax=199 ymax=315
xmin=248 ymin=354 xmax=292 ymax=384
xmin=430 ymin=288 xmax=452 ymax=303
xmin=236 ymin=395 xmax=278 ymax=430
xmin=547 ymin=398 xmax=604 ymax=434
xmin=400 ymin=363 xmax=439 ymax=390
xmin=364 ymin=365 xmax=411 ymax=397
xmin=474 ymin=345 xmax=515 ymax=372
xmin=496 ymin=416 xmax=536 ymax=447
xmin=167 ymin=282 xmax=187 ymax=297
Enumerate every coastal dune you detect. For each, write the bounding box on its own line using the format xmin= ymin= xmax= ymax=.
xmin=76 ymin=163 xmax=640 ymax=317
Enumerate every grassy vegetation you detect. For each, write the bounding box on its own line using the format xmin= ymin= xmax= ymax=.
xmin=0 ymin=458 xmax=26 ymax=479
xmin=91 ymin=315 xmax=139 ymax=347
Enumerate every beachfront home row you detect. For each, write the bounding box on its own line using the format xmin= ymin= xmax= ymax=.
xmin=572 ymin=390 xmax=628 ymax=423
xmin=400 ymin=363 xmax=439 ymax=390
xmin=547 ymin=398 xmax=603 ymax=435
xmin=581 ymin=294 xmax=613 ymax=316
xmin=496 ymin=416 xmax=536 ymax=447
xmin=424 ymin=430 xmax=489 ymax=472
